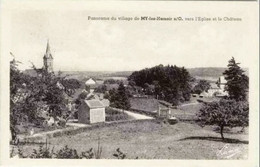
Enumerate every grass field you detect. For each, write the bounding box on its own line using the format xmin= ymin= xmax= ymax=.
xmin=174 ymin=103 xmax=203 ymax=120
xmin=16 ymin=120 xmax=248 ymax=159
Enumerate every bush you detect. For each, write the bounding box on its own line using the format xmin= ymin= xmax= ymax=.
xmin=113 ymin=148 xmax=126 ymax=159
xmin=105 ymin=108 xmax=130 ymax=122
xmin=14 ymin=143 xmax=99 ymax=159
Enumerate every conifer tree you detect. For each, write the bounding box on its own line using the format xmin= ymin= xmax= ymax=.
xmin=223 ymin=57 xmax=248 ymax=101
xmin=116 ymin=82 xmax=131 ymax=110
xmin=109 ymin=82 xmax=131 ymax=110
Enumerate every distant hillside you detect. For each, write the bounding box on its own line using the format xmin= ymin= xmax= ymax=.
xmin=108 ymin=71 xmax=133 ymax=77
xmin=187 ymin=68 xmax=227 ymax=77
xmin=60 ymin=71 xmax=132 ymax=81
xmin=187 ymin=67 xmax=248 ymax=82
xmin=23 ymin=67 xmax=248 ymax=83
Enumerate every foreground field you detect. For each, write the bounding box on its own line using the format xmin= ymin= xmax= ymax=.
xmin=17 ymin=120 xmax=248 ymax=159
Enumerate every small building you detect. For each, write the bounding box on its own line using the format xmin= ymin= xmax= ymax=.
xmin=78 ymin=100 xmax=105 ymax=124
xmin=85 ymin=78 xmax=96 ymax=85
xmin=85 ymin=78 xmax=97 ymax=93
xmin=158 ymin=104 xmax=171 ymax=118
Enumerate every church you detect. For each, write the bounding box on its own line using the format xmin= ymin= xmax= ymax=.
xmin=24 ymin=40 xmax=54 ymax=75
xmin=43 ymin=40 xmax=54 ymax=73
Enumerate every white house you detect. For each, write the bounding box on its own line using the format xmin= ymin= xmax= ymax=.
xmin=85 ymin=78 xmax=96 ymax=85
xmin=207 ymin=83 xmax=221 ymax=97
xmin=200 ymin=76 xmax=228 ymax=97
xmin=78 ymin=100 xmax=105 ymax=124
xmin=85 ymin=78 xmax=97 ymax=93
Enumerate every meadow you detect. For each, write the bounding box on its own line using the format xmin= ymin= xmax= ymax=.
xmin=15 ymin=120 xmax=248 ymax=159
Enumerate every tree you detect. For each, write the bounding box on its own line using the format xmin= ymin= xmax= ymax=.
xmin=128 ymin=64 xmax=192 ymax=105
xmin=104 ymin=79 xmax=120 ymax=84
xmin=223 ymin=57 xmax=249 ymax=101
xmin=193 ymin=80 xmax=211 ymax=94
xmin=60 ymin=78 xmax=81 ymax=96
xmin=95 ymin=84 xmax=107 ymax=93
xmin=108 ymin=83 xmax=131 ymax=110
xmin=196 ymin=99 xmax=249 ymax=140
xmin=10 ymin=56 xmax=80 ymax=140
xmin=10 ymin=58 xmax=32 ymax=141
xmin=117 ymin=82 xmax=131 ymax=110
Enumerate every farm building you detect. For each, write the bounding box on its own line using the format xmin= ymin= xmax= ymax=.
xmin=78 ymin=100 xmax=105 ymax=124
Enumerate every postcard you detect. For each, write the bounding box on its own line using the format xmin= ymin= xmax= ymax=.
xmin=0 ymin=0 xmax=259 ymax=167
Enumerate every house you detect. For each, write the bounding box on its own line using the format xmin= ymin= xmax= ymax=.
xmin=78 ymin=100 xmax=105 ymax=124
xmin=85 ymin=78 xmax=96 ymax=85
xmin=199 ymin=91 xmax=209 ymax=98
xmin=200 ymin=76 xmax=228 ymax=97
xmin=207 ymin=83 xmax=221 ymax=96
xmin=85 ymin=78 xmax=97 ymax=93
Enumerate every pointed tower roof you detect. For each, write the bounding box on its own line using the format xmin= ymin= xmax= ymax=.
xmin=44 ymin=40 xmax=53 ymax=59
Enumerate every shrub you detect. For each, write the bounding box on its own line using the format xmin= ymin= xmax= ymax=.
xmin=13 ymin=139 xmax=104 ymax=159
xmin=29 ymin=145 xmax=54 ymax=158
xmin=113 ymin=148 xmax=126 ymax=159
xmin=105 ymin=108 xmax=130 ymax=121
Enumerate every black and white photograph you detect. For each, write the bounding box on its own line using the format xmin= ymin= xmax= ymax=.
xmin=0 ymin=1 xmax=259 ymax=166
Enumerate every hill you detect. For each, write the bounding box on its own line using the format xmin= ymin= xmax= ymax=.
xmin=187 ymin=67 xmax=249 ymax=82
xmin=23 ymin=67 xmax=248 ymax=83
xmin=188 ymin=67 xmax=227 ymax=77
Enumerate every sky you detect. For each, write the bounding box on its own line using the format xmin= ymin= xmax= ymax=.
xmin=10 ymin=10 xmax=252 ymax=71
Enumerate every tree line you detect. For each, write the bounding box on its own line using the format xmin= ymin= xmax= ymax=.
xmin=128 ymin=64 xmax=193 ymax=105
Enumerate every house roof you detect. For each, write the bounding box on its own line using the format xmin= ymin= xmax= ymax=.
xmin=200 ymin=91 xmax=208 ymax=96
xmin=210 ymin=83 xmax=220 ymax=89
xmin=85 ymin=100 xmax=104 ymax=109
xmin=85 ymin=78 xmax=96 ymax=85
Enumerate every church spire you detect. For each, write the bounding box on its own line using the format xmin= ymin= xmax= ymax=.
xmin=46 ymin=39 xmax=50 ymax=54
xmin=44 ymin=39 xmax=53 ymax=59
xmin=43 ymin=39 xmax=54 ymax=73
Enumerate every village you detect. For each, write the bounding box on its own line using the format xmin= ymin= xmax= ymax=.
xmin=9 ymin=41 xmax=249 ymax=159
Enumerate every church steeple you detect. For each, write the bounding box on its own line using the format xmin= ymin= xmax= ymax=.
xmin=43 ymin=40 xmax=54 ymax=72
xmin=44 ymin=39 xmax=53 ymax=59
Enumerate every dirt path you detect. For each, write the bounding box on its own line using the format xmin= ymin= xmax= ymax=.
xmin=124 ymin=110 xmax=153 ymax=120
xmin=179 ymin=102 xmax=199 ymax=107
xmin=110 ymin=107 xmax=154 ymax=120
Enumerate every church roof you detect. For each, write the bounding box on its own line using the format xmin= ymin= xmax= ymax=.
xmin=44 ymin=40 xmax=53 ymax=59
